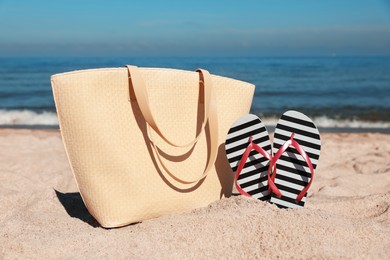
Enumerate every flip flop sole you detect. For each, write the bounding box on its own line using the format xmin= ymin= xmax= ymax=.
xmin=271 ymin=110 xmax=321 ymax=208
xmin=225 ymin=114 xmax=272 ymax=201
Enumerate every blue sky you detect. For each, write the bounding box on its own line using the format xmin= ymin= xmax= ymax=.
xmin=0 ymin=0 xmax=389 ymax=56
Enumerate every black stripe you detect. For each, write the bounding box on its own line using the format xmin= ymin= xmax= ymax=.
xmin=238 ymin=165 xmax=269 ymax=180
xmin=276 ymin=123 xmax=320 ymax=140
xmin=271 ymin=194 xmax=306 ymax=207
xmin=231 ymin=157 xmax=269 ymax=172
xmin=274 ymin=133 xmax=321 ymax=150
xmin=226 ymin=136 xmax=269 ymax=154
xmin=226 ymin=128 xmax=266 ymax=145
xmin=228 ymin=119 xmax=261 ymax=134
xmin=275 ymin=164 xmax=311 ymax=179
xmin=275 ymin=183 xmax=304 ymax=196
xmin=228 ymin=145 xmax=272 ymax=163
xmin=281 ymin=114 xmax=316 ymax=129
xmin=275 ymin=173 xmax=309 ymax=187
xmin=273 ymin=143 xmax=320 ymax=160
xmin=278 ymin=154 xmax=318 ymax=170
xmin=239 ymin=175 xmax=268 ymax=189
xmin=274 ymin=203 xmax=289 ymax=209
xmin=257 ymin=195 xmax=271 ymax=201
xmin=247 ymin=185 xmax=269 ymax=195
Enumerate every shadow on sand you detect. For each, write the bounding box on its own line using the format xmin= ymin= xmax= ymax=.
xmin=55 ymin=189 xmax=100 ymax=228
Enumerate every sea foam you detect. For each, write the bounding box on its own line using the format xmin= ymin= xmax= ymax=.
xmin=0 ymin=109 xmax=58 ymax=126
xmin=261 ymin=115 xmax=390 ymax=129
xmin=0 ymin=109 xmax=389 ymax=129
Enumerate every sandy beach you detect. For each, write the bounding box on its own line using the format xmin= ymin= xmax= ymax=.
xmin=0 ymin=129 xmax=389 ymax=259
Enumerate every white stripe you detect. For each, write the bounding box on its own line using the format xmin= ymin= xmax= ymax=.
xmin=284 ymin=110 xmax=311 ymax=121
xmin=276 ymin=151 xmax=318 ymax=168
xmin=230 ymin=161 xmax=268 ymax=177
xmin=226 ymin=123 xmax=263 ymax=139
xmin=229 ymin=161 xmax=239 ymax=169
xmin=277 ymin=189 xmax=307 ymax=202
xmin=275 ymin=178 xmax=305 ymax=191
xmin=243 ymin=184 xmax=268 ymax=196
xmin=274 ymin=168 xmax=311 ymax=183
xmin=282 ymin=110 xmax=318 ymax=129
xmin=226 ymin=131 xmax=269 ymax=150
xmin=228 ymin=148 xmax=262 ymax=161
xmin=274 ymin=128 xmax=321 ymax=147
xmin=226 ymin=138 xmax=248 ymax=151
xmin=273 ymin=136 xmax=320 ymax=159
xmin=230 ymin=114 xmax=260 ymax=128
xmin=229 ymin=156 xmax=269 ymax=171
xmin=238 ymin=179 xmax=268 ymax=188
xmin=270 ymin=197 xmax=303 ymax=208
xmin=227 ymin=139 xmax=272 ymax=160
xmin=278 ymin=118 xmax=319 ymax=136
xmin=251 ymin=190 xmax=270 ymax=199
xmin=275 ymin=156 xmax=315 ymax=173
xmin=276 ymin=149 xmax=319 ymax=166
xmin=237 ymin=172 xmax=267 ymax=184
xmin=239 ymin=160 xmax=270 ymax=173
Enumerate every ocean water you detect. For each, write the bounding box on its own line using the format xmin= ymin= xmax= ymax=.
xmin=0 ymin=56 xmax=389 ymax=130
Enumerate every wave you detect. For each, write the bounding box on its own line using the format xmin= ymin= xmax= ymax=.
xmin=261 ymin=115 xmax=390 ymax=129
xmin=0 ymin=109 xmax=58 ymax=126
xmin=310 ymin=116 xmax=390 ymax=129
xmin=0 ymin=109 xmax=389 ymax=129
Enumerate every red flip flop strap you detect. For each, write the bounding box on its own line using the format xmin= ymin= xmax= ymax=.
xmin=234 ymin=143 xmax=253 ymax=197
xmin=268 ymin=133 xmax=315 ymax=203
xmin=290 ymin=138 xmax=315 ymax=202
xmin=252 ymin=142 xmax=272 ymax=161
xmin=267 ymin=139 xmax=290 ymax=198
xmin=234 ymin=138 xmax=272 ymax=197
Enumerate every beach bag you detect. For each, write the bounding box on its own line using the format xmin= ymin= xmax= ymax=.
xmin=51 ymin=65 xmax=255 ymax=227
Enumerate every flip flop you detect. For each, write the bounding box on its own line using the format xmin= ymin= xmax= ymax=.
xmin=225 ymin=114 xmax=273 ymax=201
xmin=268 ymin=110 xmax=321 ymax=208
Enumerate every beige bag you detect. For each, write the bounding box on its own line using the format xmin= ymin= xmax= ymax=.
xmin=51 ymin=66 xmax=255 ymax=227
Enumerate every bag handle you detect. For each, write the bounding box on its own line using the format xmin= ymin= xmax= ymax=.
xmin=126 ymin=65 xmax=219 ymax=184
xmin=127 ymin=65 xmax=210 ymax=148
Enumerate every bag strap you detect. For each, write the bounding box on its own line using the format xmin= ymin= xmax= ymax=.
xmin=127 ymin=65 xmax=210 ymax=148
xmin=126 ymin=65 xmax=219 ymax=184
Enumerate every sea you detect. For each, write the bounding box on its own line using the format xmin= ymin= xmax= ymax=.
xmin=0 ymin=56 xmax=389 ymax=132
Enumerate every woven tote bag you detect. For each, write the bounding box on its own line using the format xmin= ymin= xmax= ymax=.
xmin=51 ymin=65 xmax=255 ymax=228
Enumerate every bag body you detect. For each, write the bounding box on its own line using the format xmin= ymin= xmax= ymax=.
xmin=51 ymin=66 xmax=255 ymax=227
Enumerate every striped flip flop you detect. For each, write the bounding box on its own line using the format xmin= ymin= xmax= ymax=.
xmin=225 ymin=114 xmax=273 ymax=201
xmin=268 ymin=110 xmax=321 ymax=208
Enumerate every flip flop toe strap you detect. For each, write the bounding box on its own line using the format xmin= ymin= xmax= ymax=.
xmin=234 ymin=136 xmax=272 ymax=197
xmin=267 ymin=133 xmax=315 ymax=203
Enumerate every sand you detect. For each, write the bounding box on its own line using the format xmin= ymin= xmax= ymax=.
xmin=0 ymin=129 xmax=389 ymax=259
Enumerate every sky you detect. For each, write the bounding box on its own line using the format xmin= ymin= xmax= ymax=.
xmin=0 ymin=0 xmax=390 ymax=57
